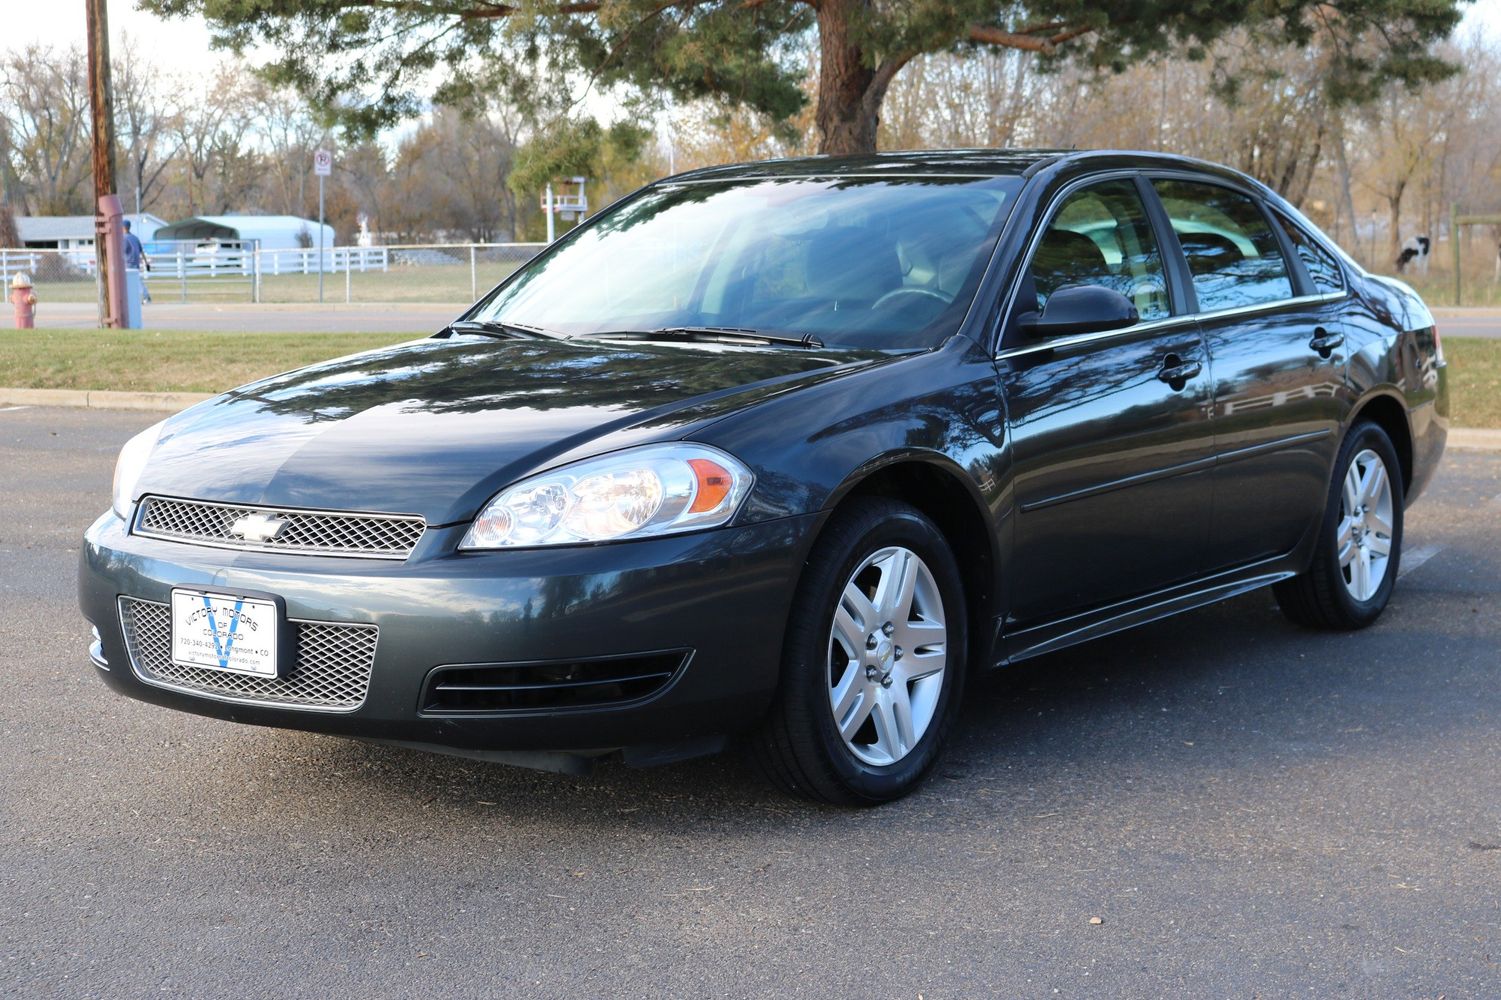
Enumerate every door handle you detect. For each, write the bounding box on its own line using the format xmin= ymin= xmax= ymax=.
xmin=1157 ymin=353 xmax=1202 ymax=389
xmin=1309 ymin=328 xmax=1344 ymax=358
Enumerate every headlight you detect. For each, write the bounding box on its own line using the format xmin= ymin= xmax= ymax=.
xmin=460 ymin=443 xmax=753 ymax=549
xmin=112 ymin=419 xmax=167 ymax=520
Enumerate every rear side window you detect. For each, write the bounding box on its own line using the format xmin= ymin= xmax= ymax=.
xmin=1153 ymin=180 xmax=1294 ymax=312
xmin=1027 ymin=180 xmax=1170 ymax=322
xmin=1275 ymin=214 xmax=1345 ymax=295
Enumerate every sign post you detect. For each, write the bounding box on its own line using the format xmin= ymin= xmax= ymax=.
xmin=540 ymin=177 xmax=587 ymax=244
xmin=314 ymin=149 xmax=332 ymax=303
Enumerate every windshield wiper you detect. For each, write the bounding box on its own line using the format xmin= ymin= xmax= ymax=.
xmin=583 ymin=326 xmax=824 ymax=349
xmin=442 ymin=319 xmax=564 ymax=340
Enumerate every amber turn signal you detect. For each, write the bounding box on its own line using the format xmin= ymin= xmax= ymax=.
xmin=687 ymin=458 xmax=734 ymax=513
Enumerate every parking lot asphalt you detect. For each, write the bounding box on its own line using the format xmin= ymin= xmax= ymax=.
xmin=1 ymin=406 xmax=1497 ymax=999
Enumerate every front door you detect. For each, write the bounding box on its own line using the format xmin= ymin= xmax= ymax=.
xmin=1150 ymin=179 xmax=1347 ymax=570
xmin=1000 ymin=177 xmax=1216 ymax=624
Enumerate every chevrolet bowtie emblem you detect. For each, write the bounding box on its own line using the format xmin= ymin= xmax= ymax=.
xmin=229 ymin=513 xmax=288 ymax=543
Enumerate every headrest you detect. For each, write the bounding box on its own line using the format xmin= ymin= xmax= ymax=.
xmin=1177 ymin=231 xmax=1245 ymax=276
xmin=1031 ymin=229 xmax=1111 ymax=289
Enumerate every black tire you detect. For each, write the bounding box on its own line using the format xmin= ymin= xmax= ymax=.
xmin=1274 ymin=421 xmax=1405 ymax=630
xmin=755 ymin=497 xmax=967 ymax=806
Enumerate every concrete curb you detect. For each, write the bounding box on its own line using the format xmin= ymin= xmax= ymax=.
xmin=1449 ymin=428 xmax=1501 ymax=451
xmin=0 ymin=387 xmax=214 ymax=411
xmin=4 ymin=387 xmax=1501 ymax=452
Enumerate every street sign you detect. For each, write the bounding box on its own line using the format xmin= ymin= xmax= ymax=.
xmin=313 ymin=150 xmax=332 ymax=302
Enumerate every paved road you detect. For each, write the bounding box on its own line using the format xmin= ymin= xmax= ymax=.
xmin=1 ymin=407 xmax=1498 ymax=998
xmin=1432 ymin=308 xmax=1501 ymax=339
xmin=35 ymin=302 xmax=460 ymax=334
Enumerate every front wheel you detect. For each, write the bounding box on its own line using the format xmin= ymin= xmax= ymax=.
xmin=1274 ymin=421 xmax=1404 ymax=630
xmin=755 ymin=498 xmax=967 ymax=806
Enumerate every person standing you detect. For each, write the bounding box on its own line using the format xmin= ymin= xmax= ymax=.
xmin=122 ymin=220 xmax=151 ymax=303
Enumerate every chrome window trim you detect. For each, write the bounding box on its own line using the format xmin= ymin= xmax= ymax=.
xmin=993 ymin=168 xmax=1179 ymax=356
xmin=116 ymin=596 xmax=378 ymax=715
xmin=993 ymin=160 xmax=1351 ymax=360
xmin=1193 ymin=290 xmax=1348 ymax=323
xmin=995 ymin=291 xmax=1347 ymax=361
xmin=132 ymin=496 xmax=426 ymax=561
xmin=995 ymin=314 xmax=1197 ymax=360
xmin=1270 ymin=209 xmax=1351 ymax=295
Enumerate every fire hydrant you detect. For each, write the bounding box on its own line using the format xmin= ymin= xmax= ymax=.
xmin=10 ymin=272 xmax=37 ymax=329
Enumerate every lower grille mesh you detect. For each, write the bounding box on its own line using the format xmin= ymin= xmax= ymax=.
xmin=118 ymin=597 xmax=377 ymax=712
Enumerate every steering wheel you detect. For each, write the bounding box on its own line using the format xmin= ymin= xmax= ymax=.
xmin=873 ymin=287 xmax=953 ymax=310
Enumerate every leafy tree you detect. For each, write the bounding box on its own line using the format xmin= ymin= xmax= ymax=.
xmin=146 ymin=0 xmax=1467 ymax=156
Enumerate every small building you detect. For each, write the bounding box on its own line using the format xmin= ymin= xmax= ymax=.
xmin=14 ymin=213 xmax=167 ymax=250
xmin=153 ymin=215 xmax=337 ymax=251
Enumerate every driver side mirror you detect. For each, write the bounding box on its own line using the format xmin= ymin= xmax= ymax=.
xmin=1019 ymin=284 xmax=1139 ymax=338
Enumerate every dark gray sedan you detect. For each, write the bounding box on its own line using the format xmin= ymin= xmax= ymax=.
xmin=80 ymin=150 xmax=1448 ymax=804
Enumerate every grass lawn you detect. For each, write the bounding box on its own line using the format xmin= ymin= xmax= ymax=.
xmin=1444 ymin=336 xmax=1501 ymax=428
xmin=1 ymin=329 xmax=1498 ymax=428
xmin=1394 ymin=270 xmax=1501 ymax=308
xmin=0 ymin=329 xmax=418 ymax=395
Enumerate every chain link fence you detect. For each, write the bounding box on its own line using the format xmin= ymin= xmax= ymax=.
xmin=0 ymin=242 xmax=546 ymax=307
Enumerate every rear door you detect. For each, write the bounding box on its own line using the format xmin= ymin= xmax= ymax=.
xmin=1149 ymin=177 xmax=1347 ymax=571
xmin=999 ymin=176 xmax=1216 ymax=624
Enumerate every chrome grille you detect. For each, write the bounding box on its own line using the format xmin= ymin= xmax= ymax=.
xmin=134 ymin=496 xmax=425 ymax=559
xmin=118 ymin=597 xmax=377 ymax=712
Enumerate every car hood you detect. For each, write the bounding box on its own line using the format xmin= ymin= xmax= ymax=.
xmin=135 ymin=335 xmax=892 ymax=526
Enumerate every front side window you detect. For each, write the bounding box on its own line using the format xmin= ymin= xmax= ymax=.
xmin=1027 ymin=180 xmax=1170 ymax=322
xmin=1275 ymin=214 xmax=1345 ymax=295
xmin=1153 ymin=180 xmax=1294 ymax=312
xmin=473 ymin=175 xmax=1022 ymax=350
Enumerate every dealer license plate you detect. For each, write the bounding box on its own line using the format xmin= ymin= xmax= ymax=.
xmin=169 ymin=589 xmax=280 ymax=678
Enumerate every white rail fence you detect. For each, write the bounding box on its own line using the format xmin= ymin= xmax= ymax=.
xmin=0 ymin=241 xmax=545 ymax=304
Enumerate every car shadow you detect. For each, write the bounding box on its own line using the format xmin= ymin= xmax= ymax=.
xmin=212 ymin=585 xmax=1461 ymax=838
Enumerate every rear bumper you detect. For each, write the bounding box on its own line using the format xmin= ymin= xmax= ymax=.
xmin=79 ymin=509 xmax=821 ymax=760
xmin=1406 ymin=362 xmax=1449 ymax=506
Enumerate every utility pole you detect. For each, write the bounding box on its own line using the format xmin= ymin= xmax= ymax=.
xmin=86 ymin=0 xmax=125 ymax=327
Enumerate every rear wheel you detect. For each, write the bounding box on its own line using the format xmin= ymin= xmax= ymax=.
xmin=1274 ymin=421 xmax=1404 ymax=630
xmin=755 ymin=498 xmax=966 ymax=805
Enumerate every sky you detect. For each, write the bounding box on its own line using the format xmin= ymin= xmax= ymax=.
xmin=7 ymin=0 xmax=1501 ymax=88
xmin=11 ymin=4 xmax=223 ymax=70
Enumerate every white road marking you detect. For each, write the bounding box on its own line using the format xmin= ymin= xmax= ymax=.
xmin=1399 ymin=544 xmax=1443 ymax=579
xmin=0 ymin=405 xmax=31 ymax=412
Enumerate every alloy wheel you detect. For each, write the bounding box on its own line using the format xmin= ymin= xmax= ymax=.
xmin=827 ymin=546 xmax=948 ymax=766
xmin=1337 ymin=448 xmax=1395 ymax=601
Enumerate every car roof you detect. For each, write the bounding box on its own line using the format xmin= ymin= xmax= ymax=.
xmin=658 ymin=148 xmax=1259 ymax=186
xmin=661 ymin=149 xmax=1066 ymax=182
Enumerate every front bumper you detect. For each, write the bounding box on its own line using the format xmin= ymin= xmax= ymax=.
xmin=79 ymin=510 xmax=822 ymax=762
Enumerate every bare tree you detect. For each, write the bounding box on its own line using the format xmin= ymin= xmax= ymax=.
xmin=0 ymin=45 xmax=93 ymax=214
xmin=114 ymin=39 xmax=181 ymax=219
xmin=250 ymin=79 xmax=328 ymax=216
xmin=389 ymin=105 xmax=521 ymax=242
xmin=171 ymin=64 xmax=252 ymax=215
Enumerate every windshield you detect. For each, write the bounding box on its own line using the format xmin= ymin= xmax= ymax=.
xmin=471 ymin=175 xmax=1023 ymax=350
